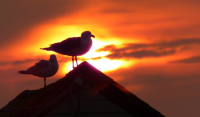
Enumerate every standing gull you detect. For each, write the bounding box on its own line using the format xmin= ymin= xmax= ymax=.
xmin=40 ymin=31 xmax=95 ymax=68
xmin=18 ymin=54 xmax=59 ymax=87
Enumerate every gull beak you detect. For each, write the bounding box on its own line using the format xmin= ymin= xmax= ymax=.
xmin=91 ymin=35 xmax=95 ymax=38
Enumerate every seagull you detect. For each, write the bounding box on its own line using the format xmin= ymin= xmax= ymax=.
xmin=18 ymin=54 xmax=59 ymax=87
xmin=40 ymin=31 xmax=95 ymax=68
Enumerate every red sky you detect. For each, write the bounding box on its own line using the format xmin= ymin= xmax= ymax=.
xmin=0 ymin=0 xmax=200 ymax=116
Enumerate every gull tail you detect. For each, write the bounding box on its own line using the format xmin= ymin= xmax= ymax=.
xmin=18 ymin=70 xmax=29 ymax=74
xmin=40 ymin=47 xmax=52 ymax=51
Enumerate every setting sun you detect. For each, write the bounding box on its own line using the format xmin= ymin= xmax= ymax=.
xmin=60 ymin=39 xmax=125 ymax=75
xmin=20 ymin=25 xmax=127 ymax=75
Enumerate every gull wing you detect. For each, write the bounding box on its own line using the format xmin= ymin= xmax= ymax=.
xmin=50 ymin=37 xmax=82 ymax=54
xmin=26 ymin=60 xmax=49 ymax=74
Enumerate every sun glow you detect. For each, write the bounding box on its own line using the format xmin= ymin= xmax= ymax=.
xmin=83 ymin=39 xmax=110 ymax=58
xmin=10 ymin=20 xmax=128 ymax=76
xmin=60 ymin=38 xmax=124 ymax=75
xmin=87 ymin=58 xmax=123 ymax=71
xmin=61 ymin=58 xmax=123 ymax=75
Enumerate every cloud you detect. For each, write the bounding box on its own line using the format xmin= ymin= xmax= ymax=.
xmin=97 ymin=38 xmax=200 ymax=59
xmin=123 ymin=38 xmax=200 ymax=49
xmin=0 ymin=54 xmax=74 ymax=67
xmin=100 ymin=8 xmax=133 ymax=14
xmin=0 ymin=58 xmax=42 ymax=67
xmin=159 ymin=38 xmax=200 ymax=48
xmin=106 ymin=49 xmax=176 ymax=59
xmin=169 ymin=55 xmax=200 ymax=63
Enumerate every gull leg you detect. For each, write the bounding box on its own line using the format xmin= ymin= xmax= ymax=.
xmin=75 ymin=56 xmax=78 ymax=66
xmin=44 ymin=77 xmax=46 ymax=87
xmin=72 ymin=56 xmax=74 ymax=69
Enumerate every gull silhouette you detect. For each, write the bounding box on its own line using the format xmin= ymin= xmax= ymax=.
xmin=40 ymin=31 xmax=95 ymax=68
xmin=18 ymin=54 xmax=59 ymax=87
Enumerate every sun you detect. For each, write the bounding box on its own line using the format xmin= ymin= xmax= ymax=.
xmin=60 ymin=39 xmax=124 ymax=75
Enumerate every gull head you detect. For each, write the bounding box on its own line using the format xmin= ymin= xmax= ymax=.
xmin=81 ymin=31 xmax=95 ymax=39
xmin=49 ymin=54 xmax=57 ymax=62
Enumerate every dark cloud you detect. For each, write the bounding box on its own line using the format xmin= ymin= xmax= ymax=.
xmin=106 ymin=49 xmax=176 ymax=59
xmin=0 ymin=55 xmax=75 ymax=67
xmin=0 ymin=0 xmax=88 ymax=46
xmin=97 ymin=38 xmax=200 ymax=59
xmin=169 ymin=55 xmax=200 ymax=63
xmin=0 ymin=58 xmax=42 ymax=66
xmin=100 ymin=8 xmax=133 ymax=14
xmin=124 ymin=38 xmax=200 ymax=49
xmin=160 ymin=38 xmax=200 ymax=48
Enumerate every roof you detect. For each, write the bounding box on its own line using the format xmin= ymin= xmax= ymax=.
xmin=0 ymin=61 xmax=164 ymax=117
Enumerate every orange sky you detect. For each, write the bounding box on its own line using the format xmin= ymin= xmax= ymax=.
xmin=0 ymin=0 xmax=200 ymax=117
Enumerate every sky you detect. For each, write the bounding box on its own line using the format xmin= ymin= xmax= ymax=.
xmin=0 ymin=0 xmax=200 ymax=116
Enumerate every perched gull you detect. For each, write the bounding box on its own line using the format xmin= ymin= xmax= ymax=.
xmin=18 ymin=54 xmax=59 ymax=87
xmin=40 ymin=31 xmax=95 ymax=68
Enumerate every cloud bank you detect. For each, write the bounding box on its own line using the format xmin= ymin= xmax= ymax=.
xmin=97 ymin=38 xmax=200 ymax=59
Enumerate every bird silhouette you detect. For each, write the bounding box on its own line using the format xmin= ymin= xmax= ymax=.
xmin=40 ymin=31 xmax=95 ymax=68
xmin=18 ymin=54 xmax=59 ymax=87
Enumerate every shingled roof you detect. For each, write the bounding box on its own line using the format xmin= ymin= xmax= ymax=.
xmin=0 ymin=61 xmax=164 ymax=117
